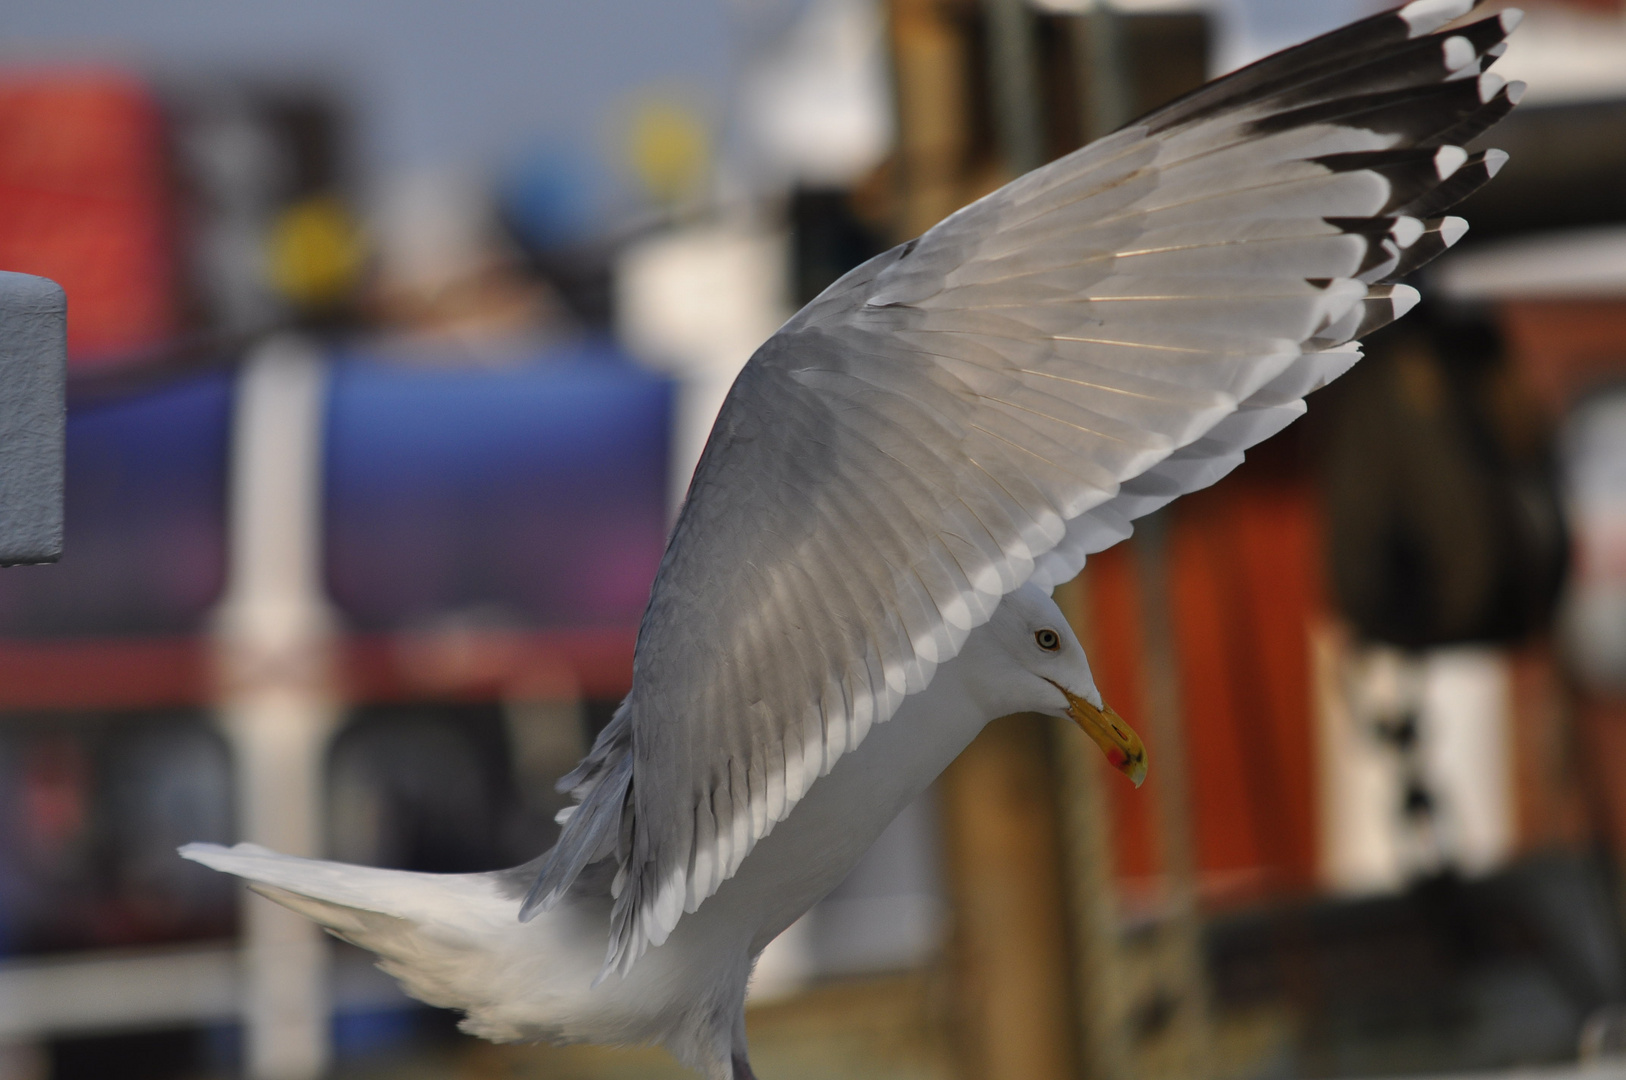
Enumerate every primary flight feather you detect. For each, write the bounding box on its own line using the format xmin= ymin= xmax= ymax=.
xmin=184 ymin=4 xmax=1522 ymax=1077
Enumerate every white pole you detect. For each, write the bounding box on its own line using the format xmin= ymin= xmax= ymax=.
xmin=213 ymin=337 xmax=340 ymax=1080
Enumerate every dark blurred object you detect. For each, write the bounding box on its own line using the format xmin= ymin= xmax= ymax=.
xmin=790 ymin=187 xmax=888 ymax=306
xmin=886 ymin=0 xmax=1209 ymax=240
xmin=50 ymin=1028 xmax=220 ymax=1080
xmin=497 ymin=150 xmax=616 ymax=330
xmin=168 ymin=82 xmax=362 ymax=332
xmin=0 ymin=712 xmax=234 ymax=956
xmin=1209 ymin=851 xmax=1626 ymax=1075
xmin=1042 ymin=11 xmax=1208 ymax=154
xmin=1323 ymin=310 xmax=1568 ymax=647
xmin=328 ymin=705 xmax=516 ymax=874
xmin=508 ymin=240 xmax=614 ymax=333
xmin=1581 ymin=1002 xmax=1626 ymax=1063
xmin=1456 ymin=102 xmax=1626 ymax=242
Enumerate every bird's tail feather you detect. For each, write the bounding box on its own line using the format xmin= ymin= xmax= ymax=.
xmin=180 ymin=842 xmax=611 ymax=1041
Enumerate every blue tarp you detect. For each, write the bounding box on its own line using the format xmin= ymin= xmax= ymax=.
xmin=0 ymin=337 xmax=673 ymax=638
xmin=324 ymin=338 xmax=672 ymax=632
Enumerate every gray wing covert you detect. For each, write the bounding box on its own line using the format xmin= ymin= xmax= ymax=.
xmin=529 ymin=0 xmax=1522 ymax=974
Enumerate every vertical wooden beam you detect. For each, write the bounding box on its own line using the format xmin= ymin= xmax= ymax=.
xmin=940 ymin=714 xmax=1079 ymax=1080
xmin=887 ymin=0 xmax=975 ymax=238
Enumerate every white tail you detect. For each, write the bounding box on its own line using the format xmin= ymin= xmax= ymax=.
xmin=179 ymin=843 xmax=624 ymax=1044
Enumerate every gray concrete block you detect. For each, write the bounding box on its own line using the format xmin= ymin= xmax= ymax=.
xmin=0 ymin=272 xmax=65 ymax=565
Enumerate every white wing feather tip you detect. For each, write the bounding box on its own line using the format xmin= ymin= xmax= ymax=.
xmin=1390 ymin=284 xmax=1422 ymax=320
xmin=1483 ymin=147 xmax=1510 ymax=176
xmin=1439 ymin=216 xmax=1469 ymax=248
xmin=1441 ymin=35 xmax=1477 ymax=72
xmin=1477 ymin=72 xmax=1506 ymax=104
xmin=1434 ymin=146 xmax=1469 ymax=180
xmin=1500 ymin=8 xmax=1524 ymax=33
xmin=1504 ymin=80 xmax=1527 ymax=105
xmin=1392 ymin=216 xmax=1425 ymax=249
xmin=1399 ymin=0 xmax=1477 ymax=37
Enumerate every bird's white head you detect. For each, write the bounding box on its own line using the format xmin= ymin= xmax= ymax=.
xmin=980 ymin=582 xmax=1148 ymax=787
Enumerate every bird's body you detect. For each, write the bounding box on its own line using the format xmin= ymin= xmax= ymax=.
xmin=185 ymin=585 xmax=1088 ymax=1075
xmin=185 ymin=3 xmax=1523 ymax=1077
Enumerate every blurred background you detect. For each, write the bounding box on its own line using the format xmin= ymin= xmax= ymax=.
xmin=0 ymin=0 xmax=1623 ymax=1078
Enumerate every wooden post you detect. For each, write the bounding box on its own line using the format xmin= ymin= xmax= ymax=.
xmin=940 ymin=715 xmax=1079 ymax=1080
xmin=888 ymin=0 xmax=976 ymax=238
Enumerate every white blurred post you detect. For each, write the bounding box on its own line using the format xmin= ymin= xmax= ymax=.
xmin=1316 ymin=634 xmax=1514 ymax=893
xmin=615 ymin=222 xmax=790 ymax=514
xmin=213 ymin=338 xmax=340 ymax=1080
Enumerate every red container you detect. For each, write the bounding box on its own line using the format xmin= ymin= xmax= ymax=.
xmin=0 ymin=70 xmax=174 ymax=368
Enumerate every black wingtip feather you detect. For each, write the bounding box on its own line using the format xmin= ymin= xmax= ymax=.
xmin=1315 ymin=147 xmax=1469 ymax=214
xmin=1311 ymin=283 xmax=1422 ymax=347
xmin=1396 ymin=148 xmax=1507 ymax=217
xmin=1423 ymin=83 xmax=1519 ymax=147
xmin=1248 ymin=73 xmax=1499 ymax=145
xmin=1234 ymin=10 xmax=1517 ymax=119
xmin=1386 ymin=216 xmax=1469 ymax=280
xmin=1144 ymin=0 xmax=1484 ymax=134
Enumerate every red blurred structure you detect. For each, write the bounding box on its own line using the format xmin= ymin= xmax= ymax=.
xmin=0 ymin=72 xmax=175 ymax=367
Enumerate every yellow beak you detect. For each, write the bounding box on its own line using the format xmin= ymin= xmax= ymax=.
xmin=1054 ymin=682 xmax=1148 ymax=787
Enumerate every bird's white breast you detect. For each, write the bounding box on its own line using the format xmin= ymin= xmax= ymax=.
xmin=428 ymin=620 xmax=1009 ymax=1053
xmin=692 ymin=624 xmax=999 ymax=956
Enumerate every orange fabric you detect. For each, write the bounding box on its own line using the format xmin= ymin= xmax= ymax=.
xmin=1082 ymin=542 xmax=1161 ymax=883
xmin=1500 ymin=300 xmax=1626 ymax=419
xmin=1084 ymin=458 xmax=1323 ymax=906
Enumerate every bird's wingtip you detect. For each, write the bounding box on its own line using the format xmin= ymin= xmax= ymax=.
xmin=178 ymin=841 xmax=282 ymax=870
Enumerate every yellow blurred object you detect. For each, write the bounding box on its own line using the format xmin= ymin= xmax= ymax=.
xmin=269 ymin=195 xmax=366 ymax=310
xmin=626 ymin=98 xmax=709 ymax=207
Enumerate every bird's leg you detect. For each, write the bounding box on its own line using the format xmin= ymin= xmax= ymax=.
xmin=730 ymin=1006 xmax=757 ymax=1080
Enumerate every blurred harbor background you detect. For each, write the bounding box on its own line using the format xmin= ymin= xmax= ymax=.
xmin=1 ymin=0 xmax=1626 ymax=1077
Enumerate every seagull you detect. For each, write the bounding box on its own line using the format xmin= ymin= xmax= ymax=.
xmin=184 ymin=2 xmax=1521 ymax=1076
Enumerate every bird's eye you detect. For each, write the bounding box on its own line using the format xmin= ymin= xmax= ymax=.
xmin=1035 ymin=628 xmax=1061 ymax=652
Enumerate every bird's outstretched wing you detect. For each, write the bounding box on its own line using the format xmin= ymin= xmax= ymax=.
xmin=529 ymin=0 xmax=1523 ymax=973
